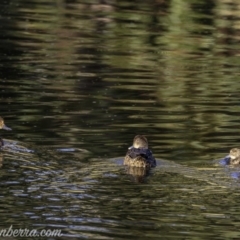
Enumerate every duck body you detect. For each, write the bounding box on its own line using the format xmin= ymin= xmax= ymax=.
xmin=220 ymin=148 xmax=240 ymax=165
xmin=124 ymin=135 xmax=156 ymax=168
xmin=0 ymin=117 xmax=12 ymax=147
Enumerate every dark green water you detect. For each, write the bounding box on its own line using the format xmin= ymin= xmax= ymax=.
xmin=1 ymin=0 xmax=240 ymax=239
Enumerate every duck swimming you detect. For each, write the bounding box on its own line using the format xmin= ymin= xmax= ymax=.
xmin=0 ymin=117 xmax=12 ymax=146
xmin=124 ymin=135 xmax=156 ymax=168
xmin=220 ymin=148 xmax=240 ymax=165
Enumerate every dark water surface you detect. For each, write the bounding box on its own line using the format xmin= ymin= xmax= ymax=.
xmin=1 ymin=0 xmax=240 ymax=239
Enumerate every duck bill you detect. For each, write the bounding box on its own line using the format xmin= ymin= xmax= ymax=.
xmin=2 ymin=124 xmax=12 ymax=131
xmin=219 ymin=155 xmax=231 ymax=165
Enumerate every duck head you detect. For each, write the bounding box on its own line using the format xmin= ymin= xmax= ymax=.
xmin=128 ymin=135 xmax=148 ymax=149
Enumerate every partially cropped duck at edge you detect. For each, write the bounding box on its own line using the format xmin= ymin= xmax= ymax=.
xmin=220 ymin=148 xmax=240 ymax=165
xmin=124 ymin=135 xmax=156 ymax=168
xmin=0 ymin=117 xmax=12 ymax=146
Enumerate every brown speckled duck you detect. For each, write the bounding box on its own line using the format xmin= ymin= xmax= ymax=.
xmin=124 ymin=135 xmax=156 ymax=168
xmin=221 ymin=148 xmax=240 ymax=165
xmin=0 ymin=117 xmax=11 ymax=146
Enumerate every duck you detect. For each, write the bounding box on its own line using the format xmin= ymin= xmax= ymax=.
xmin=220 ymin=148 xmax=240 ymax=165
xmin=0 ymin=117 xmax=12 ymax=147
xmin=124 ymin=135 xmax=156 ymax=168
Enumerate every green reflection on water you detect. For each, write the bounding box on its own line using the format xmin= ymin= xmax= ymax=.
xmin=1 ymin=0 xmax=240 ymax=239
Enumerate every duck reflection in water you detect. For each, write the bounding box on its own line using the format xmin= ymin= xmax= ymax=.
xmin=0 ymin=117 xmax=12 ymax=147
xmin=220 ymin=148 xmax=240 ymax=166
xmin=124 ymin=135 xmax=156 ymax=182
